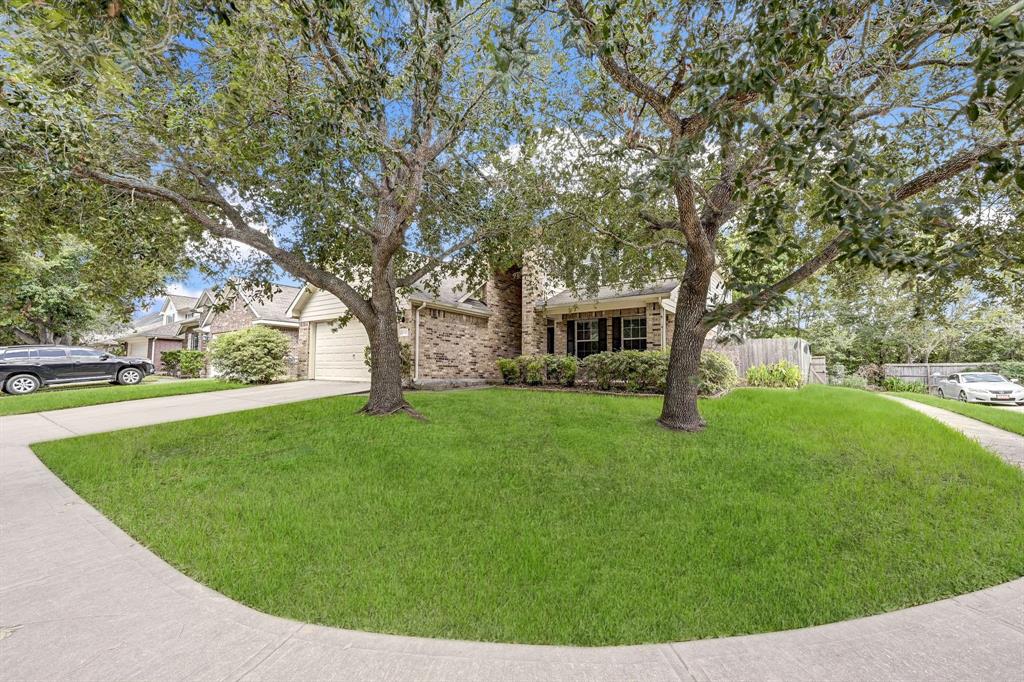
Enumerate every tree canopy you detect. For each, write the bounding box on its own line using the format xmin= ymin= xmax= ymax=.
xmin=2 ymin=0 xmax=538 ymax=413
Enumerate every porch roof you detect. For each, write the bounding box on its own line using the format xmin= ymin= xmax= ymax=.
xmin=537 ymin=278 xmax=679 ymax=313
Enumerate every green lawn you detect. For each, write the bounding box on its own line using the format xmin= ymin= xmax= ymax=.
xmin=893 ymin=392 xmax=1024 ymax=437
xmin=33 ymin=386 xmax=1024 ymax=646
xmin=0 ymin=379 xmax=245 ymax=416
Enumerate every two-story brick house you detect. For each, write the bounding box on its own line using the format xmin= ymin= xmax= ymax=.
xmin=177 ymin=285 xmax=303 ymax=376
xmin=287 ymin=261 xmax=726 ymax=385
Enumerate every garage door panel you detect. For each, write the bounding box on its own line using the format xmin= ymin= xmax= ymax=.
xmin=314 ymin=321 xmax=371 ymax=381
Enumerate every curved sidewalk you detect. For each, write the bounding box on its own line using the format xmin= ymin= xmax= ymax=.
xmin=1 ymin=385 xmax=1021 ymax=681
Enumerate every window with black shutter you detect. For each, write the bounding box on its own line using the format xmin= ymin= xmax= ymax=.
xmin=622 ymin=316 xmax=647 ymax=350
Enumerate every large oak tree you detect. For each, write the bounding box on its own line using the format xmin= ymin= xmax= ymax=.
xmin=521 ymin=0 xmax=1023 ymax=430
xmin=2 ymin=0 xmax=532 ymax=415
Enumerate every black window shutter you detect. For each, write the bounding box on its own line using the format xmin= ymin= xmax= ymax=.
xmin=599 ymin=318 xmax=608 ymax=351
xmin=611 ymin=316 xmax=621 ymax=351
xmin=546 ymin=326 xmax=555 ymax=354
xmin=566 ymin=320 xmax=575 ymax=356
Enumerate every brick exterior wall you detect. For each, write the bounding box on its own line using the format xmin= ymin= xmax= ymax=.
xmin=552 ymin=303 xmax=671 ymax=356
xmin=411 ymin=269 xmax=522 ymax=382
xmin=204 ymin=297 xmax=301 ymax=378
xmin=152 ymin=338 xmax=184 ymax=373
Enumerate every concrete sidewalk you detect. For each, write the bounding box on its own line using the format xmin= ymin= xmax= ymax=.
xmin=886 ymin=394 xmax=1024 ymax=468
xmin=1 ymin=385 xmax=1022 ymax=681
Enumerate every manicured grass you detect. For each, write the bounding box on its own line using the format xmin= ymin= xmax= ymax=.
xmin=893 ymin=392 xmax=1024 ymax=437
xmin=0 ymin=379 xmax=245 ymax=416
xmin=34 ymin=386 xmax=1024 ymax=646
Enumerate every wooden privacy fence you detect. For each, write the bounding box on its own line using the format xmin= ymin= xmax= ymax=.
xmin=883 ymin=362 xmax=992 ymax=388
xmin=710 ymin=337 xmax=818 ymax=383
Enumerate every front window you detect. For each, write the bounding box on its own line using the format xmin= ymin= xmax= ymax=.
xmin=962 ymin=373 xmax=1006 ymax=383
xmin=575 ymin=320 xmax=599 ymax=358
xmin=69 ymin=348 xmax=103 ymax=358
xmin=188 ymin=333 xmax=200 ymax=350
xmin=622 ymin=317 xmax=647 ymax=350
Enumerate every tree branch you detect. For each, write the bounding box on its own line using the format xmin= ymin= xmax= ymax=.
xmin=706 ymin=137 xmax=1024 ymax=324
xmin=72 ymin=167 xmax=376 ymax=323
xmin=396 ymin=232 xmax=485 ymax=288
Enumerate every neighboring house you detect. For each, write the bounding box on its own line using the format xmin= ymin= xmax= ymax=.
xmin=287 ymin=260 xmax=727 ymax=385
xmin=178 ymin=285 xmax=303 ymax=376
xmin=117 ymin=294 xmax=199 ymax=372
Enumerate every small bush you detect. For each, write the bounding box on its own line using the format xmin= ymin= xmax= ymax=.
xmin=525 ymin=357 xmax=545 ymax=385
xmin=699 ymin=351 xmax=738 ymax=396
xmin=363 ymin=342 xmax=413 ymax=381
xmin=555 ymin=355 xmax=577 ymax=386
xmin=856 ymin=363 xmax=885 ymax=387
xmin=160 ymin=349 xmax=181 ymax=374
xmin=160 ymin=349 xmax=206 ymax=378
xmin=746 ymin=361 xmax=802 ymax=388
xmin=836 ymin=374 xmax=869 ymax=390
xmin=881 ymin=376 xmax=926 ymax=393
xmin=208 ymin=326 xmax=290 ymax=384
xmin=177 ymin=350 xmax=206 ymax=378
xmin=497 ymin=358 xmax=519 ymax=384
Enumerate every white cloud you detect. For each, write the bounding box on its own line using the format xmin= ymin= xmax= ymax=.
xmin=166 ymin=282 xmax=205 ymax=298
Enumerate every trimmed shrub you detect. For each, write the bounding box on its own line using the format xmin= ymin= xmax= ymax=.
xmin=160 ymin=349 xmax=181 ymax=374
xmin=208 ymin=326 xmax=290 ymax=384
xmin=699 ymin=351 xmax=738 ymax=396
xmin=160 ymin=349 xmax=206 ymax=378
xmin=497 ymin=358 xmax=519 ymax=384
xmin=177 ymin=350 xmax=206 ymax=378
xmin=746 ymin=360 xmax=802 ymax=388
xmin=555 ymin=355 xmax=577 ymax=387
xmin=524 ymin=357 xmax=545 ymax=385
xmin=363 ymin=342 xmax=413 ymax=381
xmin=881 ymin=376 xmax=926 ymax=393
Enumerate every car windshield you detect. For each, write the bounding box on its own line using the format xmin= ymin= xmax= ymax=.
xmin=961 ymin=373 xmax=1007 ymax=383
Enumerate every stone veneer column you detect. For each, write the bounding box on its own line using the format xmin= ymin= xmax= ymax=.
xmin=520 ymin=251 xmax=549 ymax=356
xmin=646 ymin=302 xmax=663 ymax=350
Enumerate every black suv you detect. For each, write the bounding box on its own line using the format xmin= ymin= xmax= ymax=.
xmin=0 ymin=345 xmax=155 ymax=395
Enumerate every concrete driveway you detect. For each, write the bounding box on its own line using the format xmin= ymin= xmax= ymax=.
xmin=1 ymin=383 xmax=1022 ymax=681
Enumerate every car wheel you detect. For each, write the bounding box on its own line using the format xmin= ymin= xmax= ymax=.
xmin=117 ymin=367 xmax=144 ymax=386
xmin=5 ymin=374 xmax=41 ymax=395
xmin=959 ymin=390 xmax=968 ymax=402
xmin=937 ymin=389 xmax=944 ymax=399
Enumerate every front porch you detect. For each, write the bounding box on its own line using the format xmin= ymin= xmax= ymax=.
xmin=541 ymin=302 xmax=675 ymax=358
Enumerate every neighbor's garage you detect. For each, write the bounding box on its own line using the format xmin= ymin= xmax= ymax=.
xmin=292 ymin=286 xmax=372 ymax=382
xmin=310 ymin=320 xmax=371 ymax=381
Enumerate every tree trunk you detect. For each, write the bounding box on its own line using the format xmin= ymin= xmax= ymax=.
xmin=358 ymin=238 xmax=419 ymax=418
xmin=659 ymin=258 xmax=714 ymax=432
xmin=362 ymin=312 xmax=411 ymax=415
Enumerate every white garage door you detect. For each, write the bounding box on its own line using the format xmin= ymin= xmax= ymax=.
xmin=126 ymin=340 xmax=149 ymax=359
xmin=313 ymin=320 xmax=371 ymax=381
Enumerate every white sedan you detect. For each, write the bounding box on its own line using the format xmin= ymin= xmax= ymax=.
xmin=936 ymin=372 xmax=1024 ymax=405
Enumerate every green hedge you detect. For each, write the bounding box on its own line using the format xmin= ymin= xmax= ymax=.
xmin=498 ymin=355 xmax=577 ymax=387
xmin=497 ymin=350 xmax=737 ymax=397
xmin=746 ymin=361 xmax=802 ymax=388
xmin=160 ymin=349 xmax=207 ymax=378
xmin=208 ymin=326 xmax=290 ymax=384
